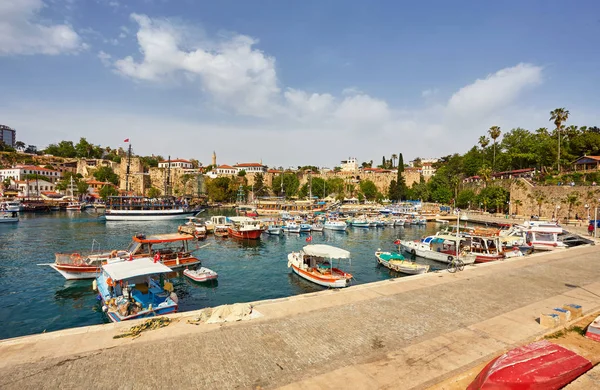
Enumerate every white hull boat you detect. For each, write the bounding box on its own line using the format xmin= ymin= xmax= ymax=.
xmin=375 ymin=251 xmax=429 ymax=275
xmin=287 ymin=244 xmax=353 ymax=288
xmin=0 ymin=212 xmax=19 ymax=223
xmin=400 ymin=240 xmax=476 ymax=265
xmin=324 ymin=221 xmax=347 ymax=231
xmin=183 ymin=267 xmax=218 ymax=282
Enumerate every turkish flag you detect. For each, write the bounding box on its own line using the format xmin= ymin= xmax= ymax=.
xmin=306 ymin=236 xmax=312 ymax=242
xmin=394 ymin=239 xmax=401 ymax=245
xmin=123 ymin=138 xmax=130 ymax=143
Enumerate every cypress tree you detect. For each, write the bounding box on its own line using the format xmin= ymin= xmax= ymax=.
xmin=397 ymin=153 xmax=407 ymax=200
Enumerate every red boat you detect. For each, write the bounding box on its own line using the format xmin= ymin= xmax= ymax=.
xmin=227 ymin=217 xmax=263 ymax=240
xmin=468 ymin=340 xmax=592 ymax=390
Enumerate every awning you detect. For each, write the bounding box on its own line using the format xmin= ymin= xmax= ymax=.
xmin=102 ymin=258 xmax=172 ymax=281
xmin=302 ymin=244 xmax=351 ymax=259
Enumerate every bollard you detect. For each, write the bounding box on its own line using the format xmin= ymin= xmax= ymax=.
xmin=562 ymin=304 xmax=583 ymax=319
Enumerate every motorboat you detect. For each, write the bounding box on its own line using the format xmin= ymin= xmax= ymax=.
xmin=288 ymin=244 xmax=353 ymax=288
xmin=0 ymin=200 xmax=23 ymax=212
xmin=227 ymin=217 xmax=263 ymax=240
xmin=265 ymin=224 xmax=283 ymax=235
xmin=183 ymin=267 xmax=218 ymax=283
xmin=518 ymin=223 xmax=566 ymax=251
xmin=324 ymin=220 xmax=347 ymax=231
xmin=205 ymin=216 xmax=230 ymax=233
xmin=349 ymin=217 xmax=370 ymax=228
xmin=66 ymin=201 xmax=82 ymax=211
xmin=375 ymin=251 xmax=429 ymax=275
xmin=178 ymin=217 xmax=207 ymax=239
xmin=282 ymin=221 xmax=301 ymax=233
xmin=299 ymin=223 xmax=312 ymax=233
xmin=310 ymin=223 xmax=324 ymax=232
xmin=468 ymin=340 xmax=592 ymax=389
xmin=393 ymin=218 xmax=406 ymax=227
xmin=214 ymin=225 xmax=229 ymax=237
xmin=0 ymin=211 xmax=19 ymax=223
xmin=51 ymin=233 xmax=201 ymax=280
xmin=104 ymin=196 xmax=199 ymax=221
xmin=400 ymin=235 xmax=476 ymax=265
xmin=95 ymin=258 xmax=178 ymax=322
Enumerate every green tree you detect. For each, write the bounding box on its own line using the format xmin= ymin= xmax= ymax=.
xmin=237 ymin=169 xmax=246 ymax=177
xmin=76 ymin=180 xmax=89 ymax=197
xmin=253 ymin=173 xmax=269 ymax=197
xmin=99 ymin=185 xmax=119 ymax=200
xmin=359 ymin=180 xmax=378 ymax=201
xmin=93 ymin=166 xmax=119 ymax=185
xmin=147 ymin=187 xmax=162 ymax=198
xmin=206 ymin=177 xmax=233 ymax=202
xmin=395 ymin=153 xmax=407 ymax=200
xmin=326 ymin=177 xmax=345 ymax=196
xmin=528 ymin=191 xmax=547 ymax=217
xmin=550 ymin=107 xmax=570 ymax=171
xmin=391 ymin=153 xmax=397 ymax=168
xmin=488 ymin=126 xmax=502 ymax=171
xmin=456 ymin=189 xmax=476 ymax=209
xmin=563 ymin=192 xmax=581 ymax=220
xmin=15 ymin=141 xmax=26 ymax=151
xmin=44 ymin=141 xmax=76 ymax=157
xmin=478 ymin=135 xmax=490 ymax=165
xmin=271 ymin=173 xmax=300 ymax=198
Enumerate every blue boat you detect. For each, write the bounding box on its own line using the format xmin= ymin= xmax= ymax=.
xmin=299 ymin=223 xmax=312 ymax=233
xmin=95 ymin=258 xmax=179 ymax=323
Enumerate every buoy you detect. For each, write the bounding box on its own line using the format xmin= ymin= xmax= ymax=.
xmin=92 ymin=279 xmax=97 ymax=291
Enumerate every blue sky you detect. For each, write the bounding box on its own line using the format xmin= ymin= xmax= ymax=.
xmin=0 ymin=0 xmax=599 ymax=167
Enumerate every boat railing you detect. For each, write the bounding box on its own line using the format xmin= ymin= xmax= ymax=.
xmin=55 ymin=252 xmax=95 ymax=265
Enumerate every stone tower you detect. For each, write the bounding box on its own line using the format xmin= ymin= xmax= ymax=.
xmin=212 ymin=151 xmax=216 ymax=166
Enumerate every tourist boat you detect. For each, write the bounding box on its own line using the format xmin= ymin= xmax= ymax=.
xmin=95 ymin=258 xmax=178 ymax=323
xmin=467 ymin=235 xmax=505 ymax=263
xmin=236 ymin=205 xmax=258 ymax=217
xmin=0 ymin=211 xmax=19 ymax=223
xmin=415 ymin=216 xmax=427 ymax=225
xmin=183 ymin=267 xmax=218 ymax=283
xmin=467 ymin=340 xmax=592 ymax=390
xmin=375 ymin=251 xmax=429 ymax=275
xmin=310 ymin=223 xmax=324 ymax=232
xmin=287 ymin=244 xmax=353 ymax=288
xmin=0 ymin=200 xmax=23 ymax=212
xmin=228 ymin=217 xmax=263 ymax=240
xmin=519 ymin=223 xmax=566 ymax=251
xmin=350 ymin=218 xmax=370 ymax=228
xmin=282 ymin=221 xmax=301 ymax=233
xmin=299 ymin=223 xmax=312 ymax=233
xmin=393 ymin=218 xmax=406 ymax=227
xmin=178 ymin=217 xmax=207 ymax=239
xmin=214 ymin=225 xmax=230 ymax=237
xmin=324 ymin=220 xmax=347 ymax=231
xmin=585 ymin=314 xmax=600 ymax=341
xmin=66 ymin=201 xmax=82 ymax=211
xmin=399 ymin=235 xmax=476 ymax=265
xmin=104 ymin=196 xmax=199 ymax=221
xmin=205 ymin=215 xmax=230 ymax=232
xmin=265 ymin=225 xmax=283 ymax=235
xmin=51 ymin=233 xmax=201 ymax=279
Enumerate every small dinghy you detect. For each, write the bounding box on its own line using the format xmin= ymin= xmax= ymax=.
xmin=586 ymin=314 xmax=600 ymax=341
xmin=184 ymin=267 xmax=218 ymax=283
xmin=375 ymin=251 xmax=429 ymax=275
xmin=468 ymin=340 xmax=592 ymax=390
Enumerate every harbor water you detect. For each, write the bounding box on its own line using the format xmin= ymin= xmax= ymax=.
xmin=0 ymin=210 xmax=444 ymax=339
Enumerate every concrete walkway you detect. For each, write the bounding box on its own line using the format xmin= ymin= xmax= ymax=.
xmin=1 ymin=245 xmax=599 ymax=389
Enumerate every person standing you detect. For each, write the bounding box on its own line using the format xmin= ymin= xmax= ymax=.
xmin=589 ymin=223 xmax=595 ymax=236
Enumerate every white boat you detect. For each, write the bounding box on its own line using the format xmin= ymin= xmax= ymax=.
xmin=310 ymin=224 xmax=324 ymax=232
xmin=104 ymin=196 xmax=199 ymax=221
xmin=66 ymin=201 xmax=82 ymax=211
xmin=287 ymin=244 xmax=353 ymax=288
xmin=324 ymin=220 xmax=347 ymax=231
xmin=350 ymin=218 xmax=370 ymax=228
xmin=178 ymin=217 xmax=207 ymax=239
xmin=183 ymin=267 xmax=218 ymax=282
xmin=393 ymin=218 xmax=406 ymax=227
xmin=416 ymin=216 xmax=427 ymax=225
xmin=375 ymin=251 xmax=429 ymax=275
xmin=205 ymin=216 xmax=231 ymax=232
xmin=518 ymin=223 xmax=566 ymax=251
xmin=265 ymin=225 xmax=283 ymax=235
xmin=400 ymin=235 xmax=476 ymax=265
xmin=282 ymin=222 xmax=301 ymax=233
xmin=0 ymin=211 xmax=19 ymax=223
xmin=0 ymin=200 xmax=23 ymax=212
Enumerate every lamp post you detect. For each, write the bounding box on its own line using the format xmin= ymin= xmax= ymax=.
xmin=507 ymin=201 xmax=511 ymax=217
xmin=555 ymin=205 xmax=561 ymax=222
xmin=585 ymin=204 xmax=590 ymax=221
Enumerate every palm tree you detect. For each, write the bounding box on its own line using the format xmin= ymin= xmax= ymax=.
xmin=563 ymin=192 xmax=581 ymax=220
xmin=514 ymin=199 xmax=522 ymax=216
xmin=488 ymin=126 xmax=501 ymax=171
xmin=478 ymin=136 xmax=490 ymax=165
xmin=527 ymin=191 xmax=547 ymax=217
xmin=391 ymin=154 xmax=397 ymax=168
xmin=15 ymin=141 xmax=26 ymax=151
xmin=478 ymin=165 xmax=492 ymax=188
xmin=549 ymin=108 xmax=570 ymax=172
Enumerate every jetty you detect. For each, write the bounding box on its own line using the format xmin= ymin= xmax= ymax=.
xmin=1 ymin=243 xmax=599 ymax=389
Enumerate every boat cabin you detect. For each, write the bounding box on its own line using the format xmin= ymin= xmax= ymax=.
xmin=126 ymin=233 xmax=193 ymax=261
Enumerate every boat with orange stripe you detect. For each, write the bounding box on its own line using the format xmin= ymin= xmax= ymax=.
xmin=287 ymin=244 xmax=353 ymax=288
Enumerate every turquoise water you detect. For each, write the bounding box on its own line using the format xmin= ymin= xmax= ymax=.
xmin=0 ymin=210 xmax=441 ymax=339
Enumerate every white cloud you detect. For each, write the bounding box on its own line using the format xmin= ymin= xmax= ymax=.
xmin=0 ymin=0 xmax=84 ymax=56
xmin=97 ymin=50 xmax=111 ymax=66
xmin=421 ymin=88 xmax=439 ymax=97
xmin=446 ymin=63 xmax=542 ymax=119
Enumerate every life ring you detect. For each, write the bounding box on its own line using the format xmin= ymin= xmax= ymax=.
xmin=70 ymin=253 xmax=82 ymax=265
xmin=106 ymin=277 xmax=114 ymax=287
xmin=447 ymin=255 xmax=454 ymax=262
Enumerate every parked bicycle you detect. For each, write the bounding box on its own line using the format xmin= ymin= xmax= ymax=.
xmin=447 ymin=258 xmax=465 ymax=273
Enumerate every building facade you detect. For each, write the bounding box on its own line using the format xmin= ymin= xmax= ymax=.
xmin=158 ymin=159 xmax=194 ymax=169
xmin=14 ymin=179 xmax=56 ymax=197
xmin=0 ymin=125 xmax=16 ymax=147
xmin=340 ymin=157 xmax=358 ymax=172
xmin=0 ymin=165 xmax=62 ymax=183
xmin=234 ymin=163 xmax=267 ymax=174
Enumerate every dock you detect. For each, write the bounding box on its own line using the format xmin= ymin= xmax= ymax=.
xmin=1 ymin=244 xmax=599 ymax=389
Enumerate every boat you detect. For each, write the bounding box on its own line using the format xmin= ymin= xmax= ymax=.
xmin=66 ymin=201 xmax=82 ymax=211
xmin=104 ymin=196 xmax=199 ymax=221
xmin=287 ymin=244 xmax=353 ymax=288
xmin=375 ymin=251 xmax=429 ymax=275
xmin=467 ymin=235 xmax=505 ymax=263
xmin=0 ymin=200 xmax=23 ymax=212
xmin=519 ymin=223 xmax=566 ymax=251
xmin=282 ymin=221 xmax=301 ymax=233
xmin=585 ymin=314 xmax=600 ymax=341
xmin=265 ymin=225 xmax=283 ymax=235
xmin=310 ymin=223 xmax=324 ymax=232
xmin=0 ymin=211 xmax=19 ymax=223
xmin=236 ymin=205 xmax=258 ymax=217
xmin=183 ymin=267 xmax=218 ymax=283
xmin=324 ymin=220 xmax=347 ymax=231
xmin=468 ymin=340 xmax=592 ymax=390
xmin=400 ymin=235 xmax=476 ymax=265
xmin=51 ymin=233 xmax=201 ymax=280
xmin=205 ymin=216 xmax=230 ymax=232
xmin=214 ymin=225 xmax=229 ymax=237
xmin=96 ymin=258 xmax=178 ymax=322
xmin=227 ymin=217 xmax=263 ymax=240
xmin=393 ymin=218 xmax=406 ymax=227
xmin=178 ymin=217 xmax=207 ymax=239
xmin=350 ymin=218 xmax=370 ymax=228
xmin=416 ymin=216 xmax=427 ymax=225
xmin=299 ymin=223 xmax=312 ymax=233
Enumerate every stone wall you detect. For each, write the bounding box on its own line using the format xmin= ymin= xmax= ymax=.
xmin=118 ymin=157 xmax=146 ymax=194
xmin=148 ymin=167 xmax=202 ymax=197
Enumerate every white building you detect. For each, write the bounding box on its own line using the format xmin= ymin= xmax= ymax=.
xmin=14 ymin=179 xmax=56 ymax=197
xmin=0 ymin=165 xmax=62 ymax=183
xmin=234 ymin=162 xmax=267 ymax=174
xmin=215 ymin=165 xmax=237 ymax=175
xmin=340 ymin=157 xmax=358 ymax=172
xmin=158 ymin=159 xmax=194 ymax=169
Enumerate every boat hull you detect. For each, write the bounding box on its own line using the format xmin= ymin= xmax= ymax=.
xmin=375 ymin=252 xmax=429 ymax=275
xmin=291 ymin=264 xmax=350 ymax=288
xmin=401 ymin=241 xmax=476 ymax=265
xmin=323 ymin=223 xmax=347 ymax=231
xmin=105 ymin=210 xmax=198 ymax=221
xmin=227 ymin=227 xmax=262 ymax=240
xmin=49 ymin=264 xmax=100 ymax=280
xmin=183 ymin=268 xmax=218 ymax=282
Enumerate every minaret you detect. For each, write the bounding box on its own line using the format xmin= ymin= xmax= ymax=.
xmin=212 ymin=151 xmax=217 ymax=166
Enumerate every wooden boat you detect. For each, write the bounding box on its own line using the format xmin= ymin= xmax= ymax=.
xmin=468 ymin=340 xmax=592 ymax=389
xmin=585 ymin=314 xmax=600 ymax=341
xmin=51 ymin=233 xmax=201 ymax=279
xmin=282 ymin=221 xmax=301 ymax=233
xmin=95 ymin=258 xmax=178 ymax=322
xmin=324 ymin=220 xmax=347 ymax=231
xmin=310 ymin=223 xmax=324 ymax=232
xmin=178 ymin=217 xmax=207 ymax=239
xmin=214 ymin=225 xmax=229 ymax=237
xmin=0 ymin=211 xmax=19 ymax=223
xmin=375 ymin=251 xmax=429 ymax=275
xmin=400 ymin=235 xmax=476 ymax=265
xmin=183 ymin=267 xmax=218 ymax=282
xmin=265 ymin=225 xmax=283 ymax=235
xmin=205 ymin=216 xmax=230 ymax=232
xmin=287 ymin=244 xmax=353 ymax=288
xmin=227 ymin=217 xmax=262 ymax=240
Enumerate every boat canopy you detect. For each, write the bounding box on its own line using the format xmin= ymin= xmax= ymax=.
xmin=133 ymin=233 xmax=194 ymax=243
xmin=103 ymin=258 xmax=173 ymax=281
xmin=303 ymin=244 xmax=350 ymax=259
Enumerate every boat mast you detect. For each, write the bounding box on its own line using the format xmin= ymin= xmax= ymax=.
xmin=165 ymin=155 xmax=171 ymax=197
xmin=125 ymin=143 xmax=132 ymax=194
xmin=456 ymin=211 xmax=460 ymax=259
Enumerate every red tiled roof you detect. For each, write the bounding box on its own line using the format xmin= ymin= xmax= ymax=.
xmin=217 ymin=165 xmax=235 ymax=169
xmin=267 ymin=169 xmax=282 ymax=173
xmin=235 ymin=163 xmax=264 ymax=167
xmin=15 ymin=165 xmax=59 ymax=173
